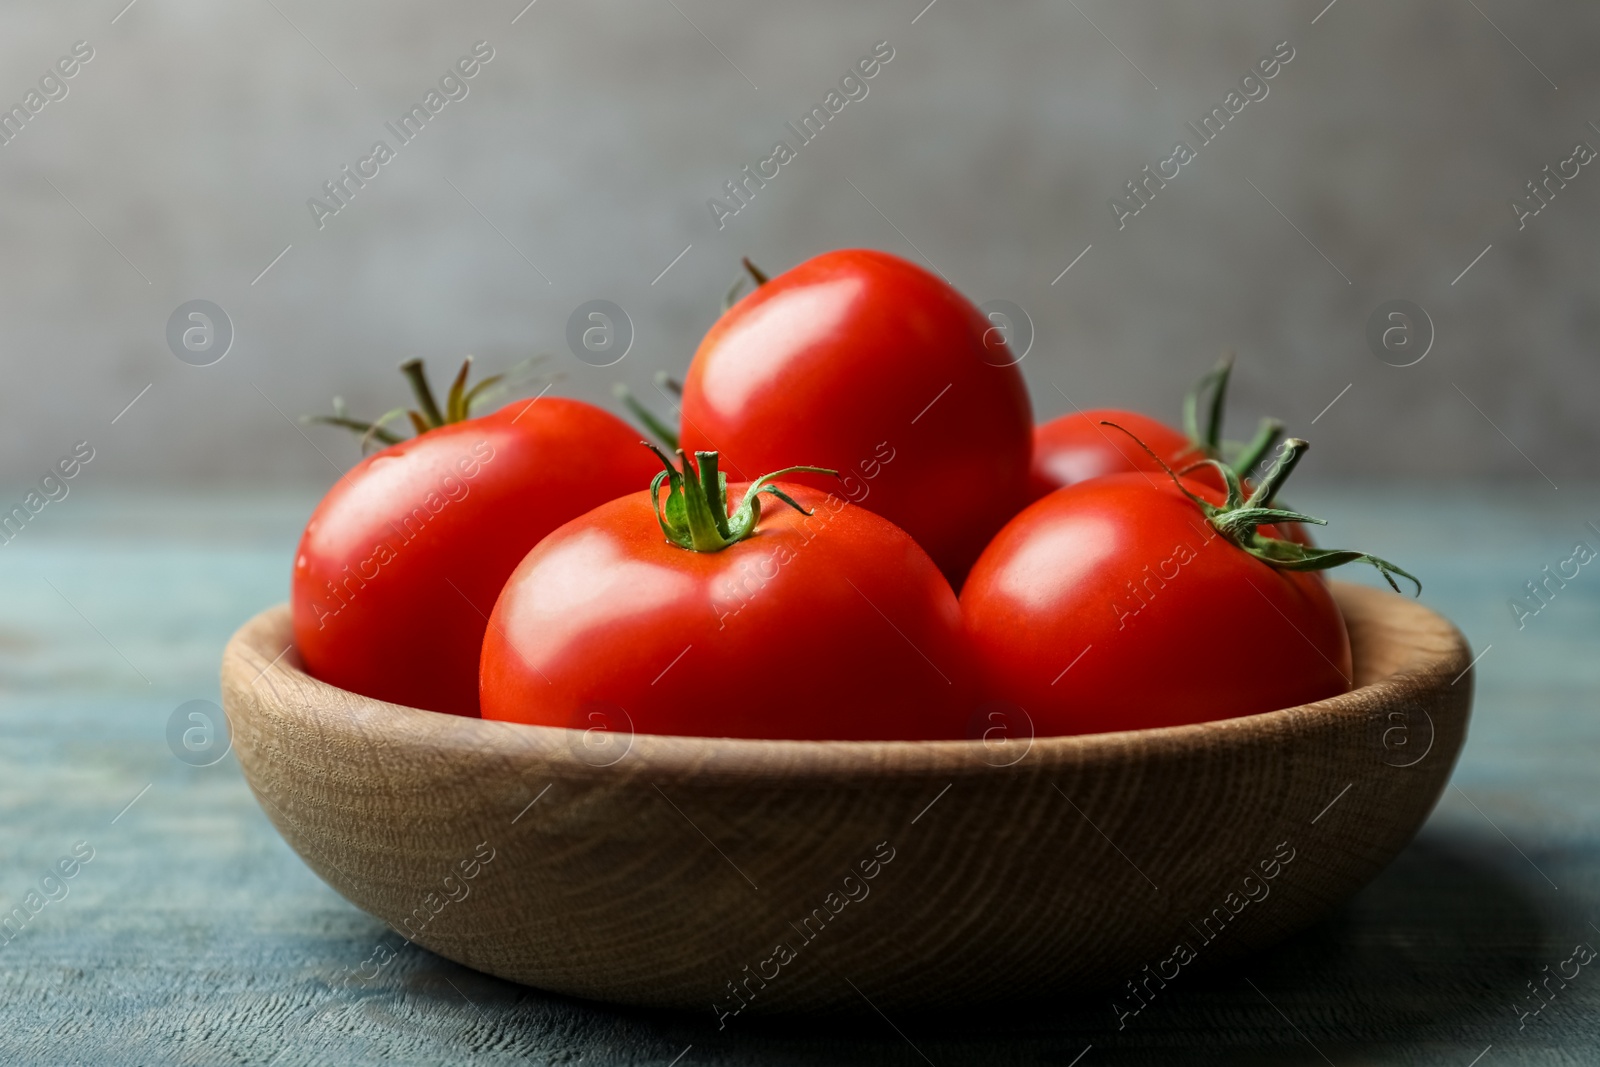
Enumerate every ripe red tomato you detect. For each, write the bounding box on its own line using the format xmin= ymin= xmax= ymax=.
xmin=1029 ymin=409 xmax=1201 ymax=500
xmin=293 ymin=364 xmax=659 ymax=717
xmin=480 ymin=452 xmax=974 ymax=740
xmin=677 ymin=248 xmax=1033 ymax=585
xmin=1029 ymin=356 xmax=1279 ymax=501
xmin=962 ymin=442 xmax=1416 ymax=735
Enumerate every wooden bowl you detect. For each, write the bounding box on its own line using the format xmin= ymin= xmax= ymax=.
xmin=220 ymin=581 xmax=1471 ymax=1017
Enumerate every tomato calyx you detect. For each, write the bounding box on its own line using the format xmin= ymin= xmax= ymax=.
xmin=1181 ymin=353 xmax=1286 ymax=479
xmin=1109 ymin=424 xmax=1423 ymax=596
xmin=723 ymin=256 xmax=770 ymax=310
xmin=646 ymin=445 xmax=836 ymax=552
xmin=304 ymin=356 xmax=535 ymax=453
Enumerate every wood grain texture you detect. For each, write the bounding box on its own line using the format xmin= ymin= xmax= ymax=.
xmin=220 ymin=580 xmax=1472 ymax=1016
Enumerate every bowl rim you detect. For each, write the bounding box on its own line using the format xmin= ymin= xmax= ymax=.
xmin=227 ymin=579 xmax=1464 ymax=783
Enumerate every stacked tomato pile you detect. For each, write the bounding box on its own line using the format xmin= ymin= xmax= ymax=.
xmin=291 ymin=249 xmax=1416 ymax=741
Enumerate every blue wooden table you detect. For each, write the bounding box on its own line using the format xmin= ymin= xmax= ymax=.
xmin=1 ymin=484 xmax=1595 ymax=1065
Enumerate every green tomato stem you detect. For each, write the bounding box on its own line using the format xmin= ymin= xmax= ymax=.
xmin=1231 ymin=416 xmax=1285 ymax=481
xmin=1245 ymin=436 xmax=1307 ymax=509
xmin=647 ymin=446 xmax=838 ymax=553
xmin=400 ymin=359 xmax=447 ymax=428
xmin=306 ymin=357 xmax=519 ymax=453
xmin=613 ymin=382 xmax=679 ymax=450
xmin=1182 ymin=352 xmax=1234 ymax=455
xmin=1177 ymin=354 xmax=1289 ymax=480
xmin=723 ymin=257 xmax=772 ymax=310
xmin=1105 ymin=423 xmax=1421 ymax=596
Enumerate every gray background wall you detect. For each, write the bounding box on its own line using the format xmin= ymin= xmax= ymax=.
xmin=0 ymin=0 xmax=1595 ymax=487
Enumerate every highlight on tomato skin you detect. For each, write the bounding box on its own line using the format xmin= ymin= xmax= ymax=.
xmin=292 ymin=361 xmax=661 ymax=718
xmin=677 ymin=248 xmax=1034 ymax=588
xmin=961 ymin=473 xmax=1355 ymax=737
xmin=478 ymin=457 xmax=978 ymax=741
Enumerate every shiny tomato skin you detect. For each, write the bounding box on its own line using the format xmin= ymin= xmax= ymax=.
xmin=961 ymin=474 xmax=1351 ymax=736
xmin=1029 ymin=409 xmax=1204 ymax=501
xmin=480 ymin=485 xmax=975 ymax=740
xmin=678 ymin=249 xmax=1033 ymax=585
xmin=292 ymin=398 xmax=660 ymax=718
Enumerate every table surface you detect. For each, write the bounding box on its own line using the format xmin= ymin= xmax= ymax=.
xmin=1 ymin=484 xmax=1595 ymax=1066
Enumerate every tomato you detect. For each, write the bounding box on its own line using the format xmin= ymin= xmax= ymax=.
xmin=480 ymin=450 xmax=974 ymax=740
xmin=962 ymin=440 xmax=1417 ymax=735
xmin=1029 ymin=355 xmax=1279 ymax=501
xmin=1029 ymin=409 xmax=1202 ymax=500
xmin=677 ymin=249 xmax=1032 ymax=585
xmin=293 ymin=360 xmax=659 ymax=717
